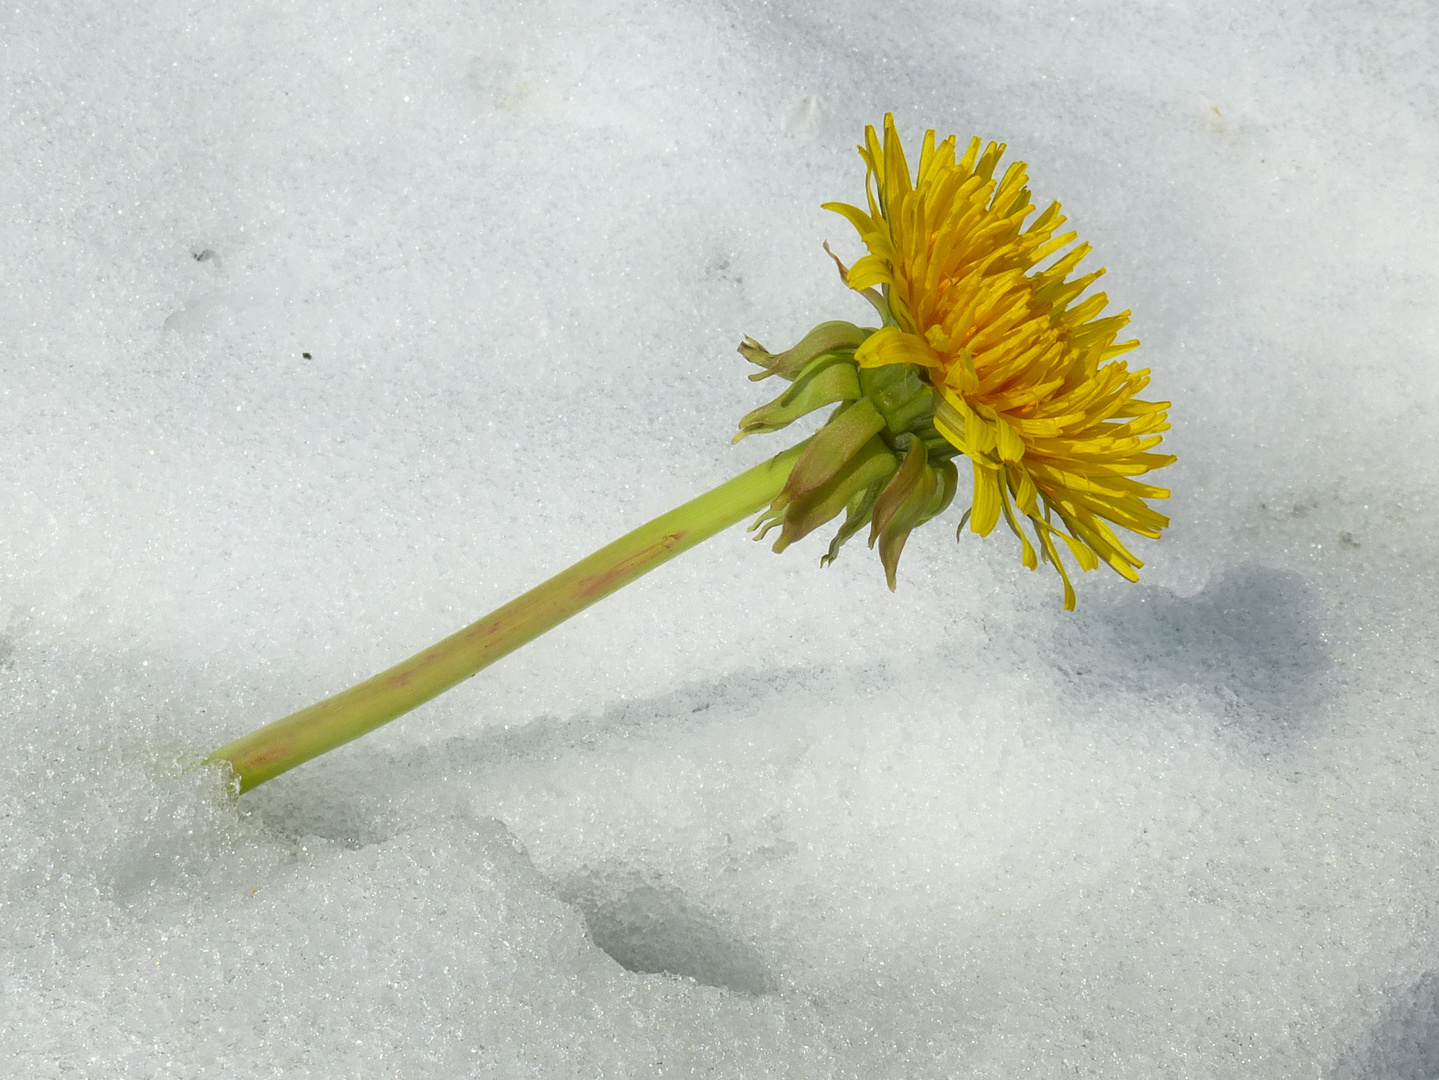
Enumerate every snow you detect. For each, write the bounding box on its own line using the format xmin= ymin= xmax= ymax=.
xmin=3 ymin=1 xmax=1439 ymax=1076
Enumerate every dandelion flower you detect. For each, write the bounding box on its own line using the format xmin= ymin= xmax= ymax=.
xmin=817 ymin=113 xmax=1175 ymax=608
xmin=209 ymin=116 xmax=1179 ymax=793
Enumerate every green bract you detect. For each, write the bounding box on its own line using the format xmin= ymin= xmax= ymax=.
xmin=737 ymin=320 xmax=962 ymax=589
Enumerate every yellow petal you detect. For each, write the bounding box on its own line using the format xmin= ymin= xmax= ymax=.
xmin=968 ymin=460 xmax=1002 ymax=536
xmin=854 ymin=325 xmax=943 ymax=370
xmin=993 ymin=414 xmax=1025 ymax=462
xmin=846 ymin=253 xmax=895 ymax=292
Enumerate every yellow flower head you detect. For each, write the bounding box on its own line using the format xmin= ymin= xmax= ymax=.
xmin=823 ymin=114 xmax=1175 ymax=608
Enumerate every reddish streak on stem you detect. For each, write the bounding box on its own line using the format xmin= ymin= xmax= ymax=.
xmin=576 ymin=531 xmax=685 ymax=600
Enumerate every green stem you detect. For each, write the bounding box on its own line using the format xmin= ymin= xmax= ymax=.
xmin=206 ymin=441 xmax=806 ymax=792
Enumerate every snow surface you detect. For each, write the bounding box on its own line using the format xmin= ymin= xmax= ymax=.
xmin=3 ymin=1 xmax=1439 ymax=1076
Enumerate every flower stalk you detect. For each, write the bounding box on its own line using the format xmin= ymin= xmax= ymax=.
xmin=207 ymin=441 xmax=806 ymax=792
